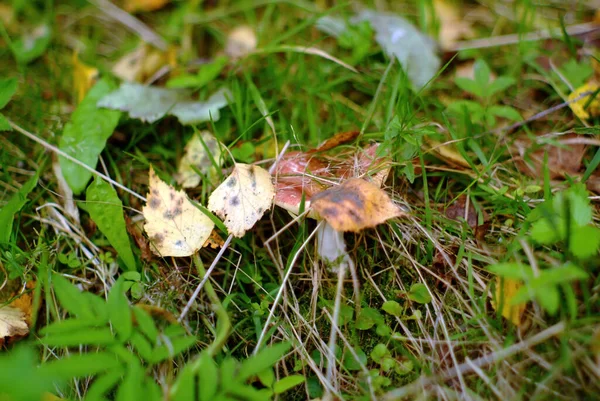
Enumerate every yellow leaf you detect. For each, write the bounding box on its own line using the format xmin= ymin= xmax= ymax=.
xmin=124 ymin=0 xmax=169 ymax=13
xmin=311 ymin=178 xmax=405 ymax=232
xmin=492 ymin=277 xmax=526 ymax=326
xmin=175 ymin=131 xmax=223 ymax=188
xmin=73 ymin=52 xmax=98 ymax=104
xmin=425 ymin=138 xmax=471 ymax=168
xmin=433 ymin=0 xmax=474 ymax=50
xmin=208 ymin=164 xmax=275 ymax=237
xmin=112 ymin=45 xmax=177 ymax=83
xmin=143 ymin=167 xmax=214 ymax=257
xmin=568 ymin=82 xmax=600 ymax=120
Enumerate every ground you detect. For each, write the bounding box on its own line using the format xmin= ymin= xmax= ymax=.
xmin=0 ymin=1 xmax=599 ymax=400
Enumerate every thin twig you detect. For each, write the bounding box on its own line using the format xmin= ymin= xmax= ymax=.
xmin=89 ymin=0 xmax=168 ymax=50
xmin=178 ymin=234 xmax=234 ymax=322
xmin=8 ymin=120 xmax=146 ymax=202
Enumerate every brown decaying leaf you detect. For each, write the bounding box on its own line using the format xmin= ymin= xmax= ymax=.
xmin=311 ymin=130 xmax=360 ymax=153
xmin=112 ymin=45 xmax=176 ymax=83
xmin=0 ymin=281 xmax=35 ymax=348
xmin=203 ymin=229 xmax=225 ymax=249
xmin=514 ymin=133 xmax=586 ymax=180
xmin=434 ymin=0 xmax=475 ymax=50
xmin=143 ymin=167 xmax=214 ymax=257
xmin=124 ymin=0 xmax=170 ymax=13
xmin=273 ymin=142 xmax=392 ymax=214
xmin=311 ymin=178 xmax=405 ymax=232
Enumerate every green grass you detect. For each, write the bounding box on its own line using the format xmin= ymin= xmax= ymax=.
xmin=1 ymin=0 xmax=600 ymax=400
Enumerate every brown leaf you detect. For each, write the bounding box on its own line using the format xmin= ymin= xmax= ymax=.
xmin=0 ymin=281 xmax=35 ymax=348
xmin=434 ymin=0 xmax=475 ymax=50
xmin=514 ymin=133 xmax=586 ymax=179
xmin=311 ymin=130 xmax=360 ymax=153
xmin=124 ymin=0 xmax=169 ymax=13
xmin=311 ymin=178 xmax=405 ymax=232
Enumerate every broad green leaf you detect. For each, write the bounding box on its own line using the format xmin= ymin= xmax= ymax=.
xmin=40 ymin=352 xmax=120 ymax=379
xmin=84 ymin=369 xmax=125 ymax=401
xmin=355 ymin=307 xmax=384 ymax=330
xmin=370 ymin=343 xmax=389 ymax=364
xmin=342 ymin=347 xmax=367 ymax=371
xmin=116 ymin=360 xmax=143 ymax=401
xmin=169 ymin=361 xmax=196 ymax=401
xmin=97 ymin=83 xmax=230 ymax=125
xmin=473 ymin=59 xmax=491 ymax=86
xmin=41 ymin=318 xmax=103 ymax=336
xmin=129 ymin=331 xmax=153 ymax=362
xmin=0 ymin=173 xmax=38 ymax=244
xmin=489 ymin=105 xmax=521 ymax=121
xmin=238 ymin=342 xmax=291 ymax=382
xmin=152 ymin=333 xmax=196 ymax=363
xmin=0 ymin=346 xmax=55 ymax=400
xmin=41 ymin=327 xmax=117 ymax=347
xmin=488 ymin=263 xmax=533 ymax=280
xmin=454 ymin=78 xmax=482 ymax=97
xmin=381 ymin=300 xmax=403 ymax=317
xmin=51 ymin=273 xmax=94 ymax=319
xmin=408 ymin=283 xmax=432 ymax=304
xmin=85 ymin=176 xmax=136 ymax=271
xmin=132 ymin=306 xmax=159 ymax=343
xmin=487 ymin=76 xmax=516 ymax=96
xmin=257 ymin=369 xmax=275 ymax=388
xmin=530 ymin=218 xmax=562 ymax=244
xmin=533 ymin=263 xmax=588 ymax=286
xmin=0 ymin=78 xmax=18 ymax=108
xmin=569 ymin=225 xmax=600 ymax=259
xmin=273 ymin=375 xmax=305 ymax=394
xmin=59 ymin=79 xmax=121 ymax=194
xmin=352 ymin=10 xmax=440 ymax=90
xmin=198 ymin=352 xmax=218 ymax=401
xmin=10 ymin=24 xmax=52 ymax=64
xmin=0 ymin=113 xmax=10 ymax=130
xmin=108 ymin=278 xmax=133 ymax=341
xmin=167 ymin=56 xmax=228 ymax=89
xmin=536 ymin=285 xmax=560 ymax=315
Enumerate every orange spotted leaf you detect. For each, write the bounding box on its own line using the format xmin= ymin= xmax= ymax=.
xmin=311 ymin=178 xmax=404 ymax=232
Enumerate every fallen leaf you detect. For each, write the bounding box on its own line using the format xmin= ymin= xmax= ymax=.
xmin=352 ymin=10 xmax=440 ymax=90
xmin=98 ymin=84 xmax=230 ymax=125
xmin=225 ymin=26 xmax=258 ymax=59
xmin=204 ymin=230 xmax=225 ymax=249
xmin=175 ymin=131 xmax=224 ymax=188
xmin=492 ymin=277 xmax=526 ymax=326
xmin=0 ymin=281 xmax=35 ymax=347
xmin=112 ymin=44 xmax=177 ymax=83
xmin=311 ymin=130 xmax=360 ymax=153
xmin=514 ymin=133 xmax=585 ymax=179
xmin=434 ymin=0 xmax=474 ymax=50
xmin=425 ymin=138 xmax=471 ymax=168
xmin=59 ymin=78 xmax=121 ymax=195
xmin=124 ymin=0 xmax=169 ymax=13
xmin=143 ymin=167 xmax=214 ymax=257
xmin=273 ymin=143 xmax=392 ymax=215
xmin=445 ymin=195 xmax=484 ymax=229
xmin=208 ymin=164 xmax=275 ymax=237
xmin=311 ymin=178 xmax=404 ymax=232
xmin=72 ymin=52 xmax=98 ymax=104
xmin=568 ymin=82 xmax=600 ymax=120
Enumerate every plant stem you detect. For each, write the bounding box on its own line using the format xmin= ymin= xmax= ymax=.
xmin=193 ymin=253 xmax=231 ymax=357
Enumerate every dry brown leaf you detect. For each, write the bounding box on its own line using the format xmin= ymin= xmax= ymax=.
xmin=515 ymin=133 xmax=585 ymax=179
xmin=208 ymin=164 xmax=275 ymax=237
xmin=225 ymin=26 xmax=257 ymax=59
xmin=492 ymin=277 xmax=526 ymax=326
xmin=203 ymin=230 xmax=225 ymax=249
xmin=175 ymin=131 xmax=223 ymax=188
xmin=311 ymin=130 xmax=360 ymax=153
xmin=124 ymin=0 xmax=169 ymax=13
xmin=0 ymin=281 xmax=35 ymax=348
xmin=434 ymin=0 xmax=474 ymax=50
xmin=143 ymin=167 xmax=214 ymax=257
xmin=112 ymin=44 xmax=176 ymax=83
xmin=73 ymin=51 xmax=98 ymax=104
xmin=426 ymin=138 xmax=471 ymax=168
xmin=311 ymin=178 xmax=404 ymax=232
